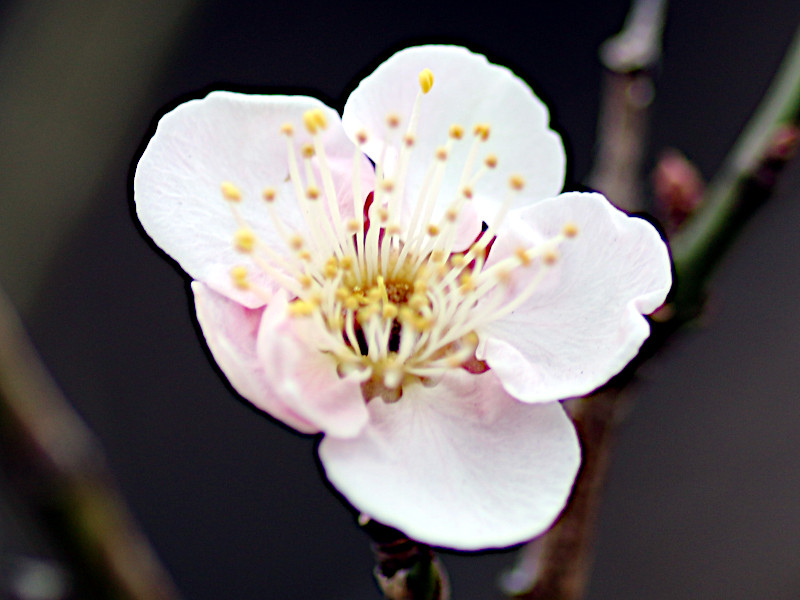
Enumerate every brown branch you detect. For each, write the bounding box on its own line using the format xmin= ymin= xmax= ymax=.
xmin=362 ymin=518 xmax=450 ymax=600
xmin=0 ymin=286 xmax=184 ymax=600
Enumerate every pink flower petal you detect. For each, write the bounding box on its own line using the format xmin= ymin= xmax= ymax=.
xmin=136 ymin=91 xmax=374 ymax=307
xmin=256 ymin=293 xmax=369 ymax=439
xmin=319 ymin=369 xmax=580 ymax=550
xmin=192 ymin=281 xmax=319 ymax=433
xmin=342 ymin=45 xmax=565 ymax=229
xmin=481 ymin=192 xmax=672 ymax=402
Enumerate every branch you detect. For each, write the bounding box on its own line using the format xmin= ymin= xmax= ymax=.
xmin=0 ymin=286 xmax=184 ymax=600
xmin=362 ymin=518 xmax=450 ymax=600
xmin=506 ymin=8 xmax=800 ymax=600
xmin=671 ymin=22 xmax=800 ymax=316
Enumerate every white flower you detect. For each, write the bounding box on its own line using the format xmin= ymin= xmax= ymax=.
xmin=134 ymin=45 xmax=672 ymax=550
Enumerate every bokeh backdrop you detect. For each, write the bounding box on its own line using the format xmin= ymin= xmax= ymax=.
xmin=1 ymin=1 xmax=800 ymax=598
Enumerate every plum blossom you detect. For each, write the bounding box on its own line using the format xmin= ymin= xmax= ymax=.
xmin=134 ymin=45 xmax=671 ymax=550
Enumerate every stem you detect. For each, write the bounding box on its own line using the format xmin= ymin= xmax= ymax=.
xmin=505 ymin=8 xmax=800 ymax=600
xmin=0 ymin=286 xmax=183 ymax=600
xmin=671 ymin=22 xmax=800 ymax=313
xmin=363 ymin=519 xmax=450 ymax=600
xmin=505 ymin=390 xmax=628 ymax=600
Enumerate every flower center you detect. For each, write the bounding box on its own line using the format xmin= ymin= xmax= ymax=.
xmin=220 ymin=68 xmax=578 ymax=398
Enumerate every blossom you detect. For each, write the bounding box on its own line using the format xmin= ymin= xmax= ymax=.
xmin=134 ymin=45 xmax=671 ymax=550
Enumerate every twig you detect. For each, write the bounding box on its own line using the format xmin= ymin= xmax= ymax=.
xmin=587 ymin=0 xmax=666 ymax=211
xmin=671 ymin=22 xmax=800 ymax=316
xmin=0 ymin=286 xmax=184 ymax=600
xmin=362 ymin=519 xmax=450 ymax=600
xmin=506 ymin=7 xmax=800 ymax=600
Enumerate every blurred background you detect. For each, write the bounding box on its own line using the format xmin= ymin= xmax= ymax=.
xmin=1 ymin=0 xmax=800 ymax=598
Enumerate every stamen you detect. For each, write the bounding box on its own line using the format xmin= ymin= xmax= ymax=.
xmin=233 ymin=228 xmax=256 ymax=253
xmin=418 ymin=68 xmax=434 ymax=94
xmin=221 ymin=181 xmax=242 ymax=202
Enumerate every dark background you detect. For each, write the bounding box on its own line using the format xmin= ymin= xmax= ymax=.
xmin=1 ymin=1 xmax=800 ymax=598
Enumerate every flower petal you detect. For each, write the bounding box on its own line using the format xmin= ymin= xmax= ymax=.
xmin=136 ymin=91 xmax=374 ymax=307
xmin=342 ymin=45 xmax=565 ymax=228
xmin=319 ymin=369 xmax=580 ymax=550
xmin=192 ymin=281 xmax=319 ymax=433
xmin=256 ymin=293 xmax=369 ymax=439
xmin=481 ymin=192 xmax=672 ymax=402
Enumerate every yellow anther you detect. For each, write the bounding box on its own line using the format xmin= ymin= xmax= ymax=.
xmin=543 ymin=249 xmax=559 ymax=265
xmin=449 ymin=124 xmax=464 ymax=140
xmin=386 ymin=112 xmax=401 ymax=128
xmin=324 ymin=265 xmax=338 ymax=279
xmin=335 ymin=287 xmax=350 ymax=301
xmin=302 ymin=108 xmax=327 ymax=134
xmin=387 ymin=223 xmax=402 ymax=236
xmin=435 ymin=146 xmax=448 ymax=161
xmin=346 ymin=218 xmax=361 ymax=232
xmin=413 ymin=279 xmax=428 ymax=293
xmin=409 ymin=294 xmax=427 ymax=310
xmin=301 ymin=143 xmax=315 ymax=158
xmin=484 ymin=154 xmax=498 ymax=168
xmin=377 ymin=207 xmax=389 ymax=223
xmin=515 ymin=247 xmax=532 ymax=266
xmin=445 ymin=206 xmax=459 ymax=222
xmin=306 ymin=185 xmax=320 ymax=200
xmin=230 ymin=265 xmax=250 ymax=289
xmin=221 ymin=181 xmax=242 ymax=202
xmin=280 ymin=122 xmax=294 ymax=136
xmin=464 ymin=331 xmax=479 ymax=348
xmin=298 ymin=274 xmax=313 ymax=288
xmin=495 ymin=267 xmax=512 ymax=284
xmin=474 ymin=123 xmax=491 ymax=141
xmin=289 ymin=234 xmax=304 ymax=250
xmin=288 ymin=300 xmax=315 ymax=317
xmin=382 ymin=304 xmax=398 ymax=320
xmin=459 ymin=274 xmax=475 ymax=293
xmin=233 ymin=228 xmax=257 ymax=253
xmin=340 ymin=256 xmax=354 ymax=270
xmin=381 ymin=179 xmax=395 ymax=192
xmin=451 ymin=254 xmax=467 ymax=267
xmin=509 ymin=174 xmax=525 ymax=190
xmin=398 ymin=306 xmax=414 ymax=323
xmin=403 ymin=133 xmax=416 ymax=147
xmin=298 ymin=250 xmax=312 ymax=262
xmin=414 ymin=316 xmax=432 ymax=331
xmin=418 ymin=68 xmax=434 ymax=94
xmin=461 ymin=186 xmax=474 ymax=199
xmin=563 ymin=222 xmax=579 ymax=238
xmin=426 ymin=224 xmax=440 ymax=236
xmin=345 ymin=296 xmax=360 ymax=311
xmin=430 ymin=249 xmax=446 ymax=263
xmin=262 ymin=187 xmax=277 ymax=202
xmin=358 ymin=305 xmax=380 ymax=323
xmin=356 ymin=129 xmax=368 ymax=145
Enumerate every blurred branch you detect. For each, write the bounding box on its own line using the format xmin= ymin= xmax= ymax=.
xmin=0 ymin=286 xmax=184 ymax=600
xmin=587 ymin=0 xmax=665 ymax=211
xmin=0 ymin=0 xmax=196 ymax=311
xmin=506 ymin=6 xmax=800 ymax=600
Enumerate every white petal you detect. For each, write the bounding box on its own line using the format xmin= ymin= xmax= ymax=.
xmin=319 ymin=369 xmax=580 ymax=550
xmin=342 ymin=45 xmax=565 ymax=227
xmin=136 ymin=91 xmax=373 ymax=307
xmin=191 ymin=281 xmax=319 ymax=433
xmin=256 ymin=293 xmax=369 ymax=439
xmin=481 ymin=192 xmax=672 ymax=402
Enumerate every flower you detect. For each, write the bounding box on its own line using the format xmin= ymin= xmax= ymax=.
xmin=134 ymin=45 xmax=671 ymax=550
